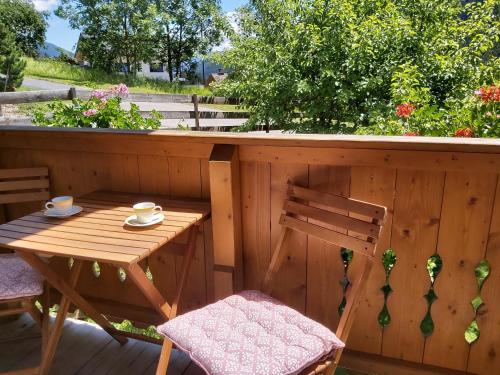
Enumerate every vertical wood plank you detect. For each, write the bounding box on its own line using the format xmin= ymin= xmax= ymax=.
xmin=169 ymin=157 xmax=206 ymax=312
xmin=240 ymin=161 xmax=271 ymax=290
xmin=347 ymin=167 xmax=396 ymax=354
xmin=306 ymin=165 xmax=350 ymax=330
xmin=201 ymin=159 xmax=215 ymax=303
xmin=209 ymin=145 xmax=243 ymax=298
xmin=137 ymin=154 xmax=170 ymax=195
xmin=423 ymin=172 xmax=497 ymax=371
xmin=468 ymin=175 xmax=500 ymax=374
xmin=270 ymin=163 xmax=308 ymax=313
xmin=382 ymin=170 xmax=445 ymax=362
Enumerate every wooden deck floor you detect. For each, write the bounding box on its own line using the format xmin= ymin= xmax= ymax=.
xmin=0 ymin=314 xmax=362 ymax=375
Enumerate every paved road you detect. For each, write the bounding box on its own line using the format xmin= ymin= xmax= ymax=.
xmin=22 ymin=77 xmax=86 ymax=90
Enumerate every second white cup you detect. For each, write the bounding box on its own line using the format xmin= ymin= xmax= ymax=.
xmin=133 ymin=202 xmax=162 ymax=224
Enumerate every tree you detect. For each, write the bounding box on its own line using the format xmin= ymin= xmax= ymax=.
xmin=213 ymin=0 xmax=499 ymax=134
xmin=0 ymin=23 xmax=26 ymax=91
xmin=155 ymin=0 xmax=227 ymax=81
xmin=0 ymin=0 xmax=47 ymax=56
xmin=57 ymin=0 xmax=158 ymax=74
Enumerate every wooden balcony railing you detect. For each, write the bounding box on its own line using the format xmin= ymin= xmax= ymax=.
xmin=0 ymin=126 xmax=499 ymax=375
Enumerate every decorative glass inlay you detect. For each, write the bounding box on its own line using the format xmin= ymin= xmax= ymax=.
xmin=338 ymin=247 xmax=354 ymax=317
xmin=465 ymin=259 xmax=490 ymax=344
xmin=378 ymin=248 xmax=396 ymax=328
xmin=420 ymin=253 xmax=442 ymax=336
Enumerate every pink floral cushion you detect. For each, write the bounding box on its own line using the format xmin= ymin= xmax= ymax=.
xmin=0 ymin=254 xmax=43 ymax=300
xmin=157 ymin=290 xmax=344 ymax=375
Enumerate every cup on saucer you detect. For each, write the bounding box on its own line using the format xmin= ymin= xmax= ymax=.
xmin=133 ymin=202 xmax=162 ymax=224
xmin=45 ymin=196 xmax=74 ymax=215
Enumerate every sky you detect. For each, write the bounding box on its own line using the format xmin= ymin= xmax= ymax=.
xmin=35 ymin=0 xmax=247 ymax=52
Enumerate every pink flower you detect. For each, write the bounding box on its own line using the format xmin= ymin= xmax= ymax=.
xmin=475 ymin=85 xmax=500 ymax=102
xmin=396 ymin=103 xmax=416 ymax=118
xmin=110 ymin=83 xmax=129 ymax=95
xmin=91 ymin=90 xmax=108 ymax=100
xmin=83 ymin=109 xmax=98 ymax=117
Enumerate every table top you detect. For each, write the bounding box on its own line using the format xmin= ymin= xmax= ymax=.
xmin=0 ymin=191 xmax=211 ymax=266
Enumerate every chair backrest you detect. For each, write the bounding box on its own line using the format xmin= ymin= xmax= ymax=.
xmin=261 ymin=183 xmax=387 ymax=343
xmin=0 ymin=168 xmax=50 ymax=205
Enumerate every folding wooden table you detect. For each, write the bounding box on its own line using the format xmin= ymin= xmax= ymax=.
xmin=0 ymin=191 xmax=211 ymax=375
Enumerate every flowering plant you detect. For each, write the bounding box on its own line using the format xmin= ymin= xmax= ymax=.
xmin=33 ymin=84 xmax=161 ymax=130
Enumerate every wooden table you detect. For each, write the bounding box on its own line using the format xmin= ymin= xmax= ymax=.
xmin=0 ymin=191 xmax=211 ymax=375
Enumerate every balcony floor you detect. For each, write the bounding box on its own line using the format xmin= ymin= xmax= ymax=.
xmin=0 ymin=314 xmax=364 ymax=375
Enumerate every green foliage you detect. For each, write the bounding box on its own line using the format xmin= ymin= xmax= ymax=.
xmin=465 ymin=259 xmax=491 ymax=345
xmin=0 ymin=23 xmax=26 ymax=91
xmin=155 ymin=0 xmax=229 ymax=81
xmin=0 ymin=0 xmax=47 ymax=56
xmin=213 ymin=0 xmax=499 ymax=136
xmin=427 ymin=253 xmax=443 ymax=284
xmin=56 ymin=0 xmax=227 ymax=80
xmin=475 ymin=259 xmax=490 ymax=289
xmin=420 ymin=253 xmax=442 ymax=337
xmin=338 ymin=248 xmax=354 ymax=317
xmin=25 ymin=58 xmax=212 ymax=96
xmin=57 ymin=0 xmax=159 ymax=74
xmin=379 ymin=249 xmax=397 ymax=328
xmin=465 ymin=320 xmax=480 ymax=344
xmin=33 ymin=85 xmax=161 ymax=130
xmin=111 ymin=319 xmax=161 ymax=340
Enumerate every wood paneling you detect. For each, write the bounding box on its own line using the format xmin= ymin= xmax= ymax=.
xmin=467 ymin=177 xmax=500 ymax=374
xmin=423 ymin=172 xmax=497 ymax=371
xmin=382 ymin=170 xmax=445 ymax=362
xmin=1 ymin=129 xmax=500 ymax=375
xmin=347 ymin=167 xmax=396 ymax=354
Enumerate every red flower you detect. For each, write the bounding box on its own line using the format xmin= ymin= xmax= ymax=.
xmin=454 ymin=128 xmax=474 ymax=138
xmin=396 ymin=103 xmax=416 ymax=118
xmin=475 ymin=85 xmax=500 ymax=103
xmin=403 ymin=132 xmax=418 ymax=136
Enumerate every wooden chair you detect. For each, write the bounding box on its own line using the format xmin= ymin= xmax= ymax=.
xmin=0 ymin=167 xmax=51 ymax=375
xmin=156 ymin=183 xmax=387 ymax=375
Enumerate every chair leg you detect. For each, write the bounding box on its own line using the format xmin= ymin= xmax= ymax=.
xmin=40 ymin=283 xmax=51 ymax=356
xmin=326 ymin=348 xmax=344 ymax=375
xmin=156 ymin=338 xmax=173 ymax=375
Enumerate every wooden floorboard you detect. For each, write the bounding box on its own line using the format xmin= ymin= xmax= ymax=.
xmin=0 ymin=314 xmax=193 ymax=375
xmin=0 ymin=314 xmax=365 ymax=375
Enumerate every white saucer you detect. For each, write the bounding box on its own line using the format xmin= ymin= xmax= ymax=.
xmin=124 ymin=213 xmax=164 ymax=227
xmin=44 ymin=205 xmax=83 ymax=218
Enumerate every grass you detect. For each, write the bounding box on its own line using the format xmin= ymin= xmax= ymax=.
xmin=202 ymin=103 xmax=247 ymax=112
xmin=25 ymin=58 xmax=213 ymax=96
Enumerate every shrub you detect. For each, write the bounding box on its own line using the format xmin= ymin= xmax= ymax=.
xmin=213 ymin=0 xmax=499 ymax=137
xmin=33 ymin=84 xmax=162 ymax=130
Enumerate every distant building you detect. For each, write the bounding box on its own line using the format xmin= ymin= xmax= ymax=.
xmin=206 ymin=69 xmax=228 ymax=87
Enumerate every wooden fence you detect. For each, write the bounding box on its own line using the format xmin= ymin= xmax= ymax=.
xmin=0 ymin=127 xmax=499 ymax=374
xmin=0 ymin=89 xmax=248 ymax=130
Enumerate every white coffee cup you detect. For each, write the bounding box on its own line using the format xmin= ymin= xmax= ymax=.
xmin=45 ymin=196 xmax=74 ymax=215
xmin=133 ymin=202 xmax=162 ymax=224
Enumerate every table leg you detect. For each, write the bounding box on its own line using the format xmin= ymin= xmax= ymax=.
xmin=169 ymin=225 xmax=198 ymax=319
xmin=16 ymin=252 xmax=127 ymax=347
xmin=154 ymin=226 xmax=199 ymax=375
xmin=38 ymin=260 xmax=83 ymax=375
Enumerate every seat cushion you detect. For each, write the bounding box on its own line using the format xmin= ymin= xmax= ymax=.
xmin=0 ymin=254 xmax=43 ymax=300
xmin=157 ymin=290 xmax=344 ymax=375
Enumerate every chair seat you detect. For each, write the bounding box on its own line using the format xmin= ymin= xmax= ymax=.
xmin=0 ymin=254 xmax=43 ymax=300
xmin=157 ymin=290 xmax=345 ymax=375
